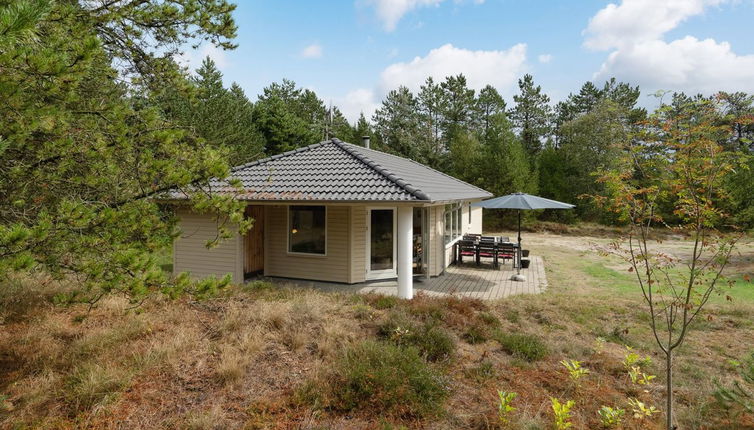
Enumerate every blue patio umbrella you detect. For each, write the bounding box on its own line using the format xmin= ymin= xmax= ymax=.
xmin=472 ymin=192 xmax=575 ymax=280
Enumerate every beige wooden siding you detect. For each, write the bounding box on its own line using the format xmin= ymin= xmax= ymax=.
xmin=428 ymin=204 xmax=445 ymax=276
xmin=173 ymin=210 xmax=243 ymax=283
xmin=468 ymin=205 xmax=483 ymax=235
xmin=264 ymin=205 xmax=350 ymax=283
xmin=350 ymin=206 xmax=367 ymax=283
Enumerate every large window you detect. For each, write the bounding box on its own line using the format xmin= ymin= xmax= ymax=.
xmin=444 ymin=203 xmax=462 ymax=245
xmin=289 ymin=206 xmax=326 ymax=255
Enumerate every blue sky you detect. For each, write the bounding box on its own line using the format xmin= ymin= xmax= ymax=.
xmin=180 ymin=0 xmax=754 ymax=122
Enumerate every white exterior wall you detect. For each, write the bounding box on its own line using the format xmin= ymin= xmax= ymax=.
xmin=173 ymin=210 xmax=243 ymax=284
xmin=468 ymin=204 xmax=483 ymax=235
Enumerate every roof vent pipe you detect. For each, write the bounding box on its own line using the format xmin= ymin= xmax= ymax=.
xmin=362 ymin=135 xmax=370 ymax=149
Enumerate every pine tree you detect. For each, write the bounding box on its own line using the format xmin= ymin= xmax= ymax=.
xmin=510 ymin=74 xmax=552 ymax=157
xmin=0 ymin=0 xmax=246 ymax=302
xmin=372 ymin=86 xmax=422 ymax=160
xmin=253 ymin=79 xmax=328 ymax=154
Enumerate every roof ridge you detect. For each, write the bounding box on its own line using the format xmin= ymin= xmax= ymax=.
xmin=230 ymin=141 xmax=327 ymax=172
xmin=338 ymin=140 xmax=491 ymax=197
xmin=331 ymin=138 xmax=430 ymax=201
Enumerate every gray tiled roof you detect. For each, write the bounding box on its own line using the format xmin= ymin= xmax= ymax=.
xmin=198 ymin=138 xmax=491 ymax=202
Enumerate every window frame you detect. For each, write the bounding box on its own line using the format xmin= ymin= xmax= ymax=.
xmin=444 ymin=203 xmax=463 ymax=246
xmin=287 ymin=205 xmax=327 ymax=256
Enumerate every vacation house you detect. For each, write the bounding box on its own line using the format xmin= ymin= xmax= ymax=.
xmin=172 ymin=138 xmax=492 ymax=298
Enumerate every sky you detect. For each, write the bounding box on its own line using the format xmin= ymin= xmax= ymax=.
xmin=179 ymin=0 xmax=754 ymax=122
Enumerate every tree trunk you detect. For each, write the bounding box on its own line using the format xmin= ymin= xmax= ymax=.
xmin=666 ymin=350 xmax=674 ymax=430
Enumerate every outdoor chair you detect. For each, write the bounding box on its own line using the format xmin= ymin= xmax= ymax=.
xmin=498 ymin=236 xmax=510 ymax=243
xmin=463 ymin=233 xmax=481 ymax=241
xmin=456 ymin=240 xmax=477 ymax=264
xmin=477 ymin=242 xmax=498 ymax=267
xmin=480 ymin=236 xmax=497 ymax=243
xmin=496 ymin=243 xmax=517 ymax=267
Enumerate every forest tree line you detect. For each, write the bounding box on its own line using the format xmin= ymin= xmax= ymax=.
xmin=168 ymin=57 xmax=754 ymax=228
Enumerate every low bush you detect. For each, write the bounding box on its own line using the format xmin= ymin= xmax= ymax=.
xmin=493 ymin=330 xmax=548 ymax=362
xmin=377 ymin=312 xmax=455 ymax=361
xmin=367 ymin=294 xmax=400 ymax=310
xmin=462 ymin=323 xmax=489 ymax=344
xmin=411 ymin=325 xmax=456 ymax=361
xmin=311 ymin=340 xmax=448 ymax=418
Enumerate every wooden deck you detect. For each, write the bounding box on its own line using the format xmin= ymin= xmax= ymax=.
xmin=272 ymin=255 xmax=547 ymax=300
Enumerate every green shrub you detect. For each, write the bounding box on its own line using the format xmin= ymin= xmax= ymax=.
xmin=503 ymin=309 xmax=521 ymax=324
xmin=478 ymin=311 xmax=501 ymax=326
xmin=463 ymin=323 xmax=489 ymax=344
xmin=377 ymin=312 xmax=455 ymax=361
xmin=493 ymin=330 xmax=548 ymax=362
xmin=465 ymin=360 xmax=497 ymax=382
xmin=369 ymin=294 xmax=400 ymax=309
xmin=317 ymin=341 xmax=448 ymax=418
xmin=411 ymin=325 xmax=455 ymax=361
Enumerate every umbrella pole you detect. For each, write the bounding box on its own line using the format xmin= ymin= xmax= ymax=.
xmin=517 ymin=210 xmax=521 ymax=275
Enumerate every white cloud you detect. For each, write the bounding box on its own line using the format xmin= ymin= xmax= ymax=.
xmin=367 ymin=0 xmax=443 ymax=31
xmin=595 ymin=36 xmax=754 ymax=93
xmin=379 ymin=43 xmax=527 ymax=95
xmin=538 ymin=54 xmax=552 ymax=64
xmin=332 ymin=42 xmax=528 ymax=123
xmin=584 ymin=0 xmax=726 ymax=51
xmin=585 ymin=0 xmax=754 ymax=95
xmin=366 ymin=0 xmax=483 ymax=31
xmin=334 ymin=88 xmax=381 ymax=123
xmin=176 ymin=44 xmax=229 ymax=71
xmin=301 ymin=43 xmax=323 ymax=59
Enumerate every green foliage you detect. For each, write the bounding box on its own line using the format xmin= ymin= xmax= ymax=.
xmin=464 ymin=360 xmax=496 ymax=382
xmin=0 ymin=0 xmax=51 ymax=46
xmin=155 ymin=57 xmax=263 ymax=163
xmin=253 ymin=79 xmax=328 ymax=154
xmin=550 ymin=397 xmax=575 ymax=430
xmin=462 ymin=323 xmax=489 ymax=344
xmin=627 ymin=366 xmax=656 ymax=385
xmin=493 ymin=331 xmax=548 ymax=362
xmin=510 ymin=74 xmax=552 ymax=157
xmin=497 ymin=390 xmax=517 ymax=425
xmin=597 ymin=405 xmax=625 ymax=428
xmin=627 ymin=398 xmax=660 ymax=420
xmin=0 ymin=0 xmax=247 ymax=303
xmin=313 ymin=340 xmax=448 ymax=418
xmin=377 ymin=311 xmax=456 ymax=361
xmin=714 ymin=351 xmax=754 ymax=415
xmin=622 ymin=346 xmax=652 ymax=369
xmin=560 ymin=359 xmax=589 ymax=381
xmin=370 ymin=294 xmax=399 ymax=309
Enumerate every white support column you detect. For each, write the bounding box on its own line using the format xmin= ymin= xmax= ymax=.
xmin=396 ymin=206 xmax=413 ymax=299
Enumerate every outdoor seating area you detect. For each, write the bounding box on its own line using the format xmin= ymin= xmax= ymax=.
xmin=278 ymin=253 xmax=547 ymax=300
xmin=453 ymin=234 xmax=527 ymax=269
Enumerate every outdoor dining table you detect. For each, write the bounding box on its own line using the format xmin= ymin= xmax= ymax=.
xmin=453 ymin=237 xmax=521 ymax=268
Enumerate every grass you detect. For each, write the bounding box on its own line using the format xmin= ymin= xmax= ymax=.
xmin=1 ymin=232 xmax=753 ymax=428
xmin=301 ymin=340 xmax=448 ymax=419
xmin=492 ymin=331 xmax=549 ymax=362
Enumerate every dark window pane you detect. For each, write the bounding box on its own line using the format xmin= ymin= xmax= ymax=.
xmin=289 ymin=206 xmax=326 ymax=254
xmin=370 ymin=209 xmax=393 ymax=271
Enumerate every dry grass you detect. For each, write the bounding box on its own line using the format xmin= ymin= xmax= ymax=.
xmin=1 ymin=233 xmax=753 ymax=429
